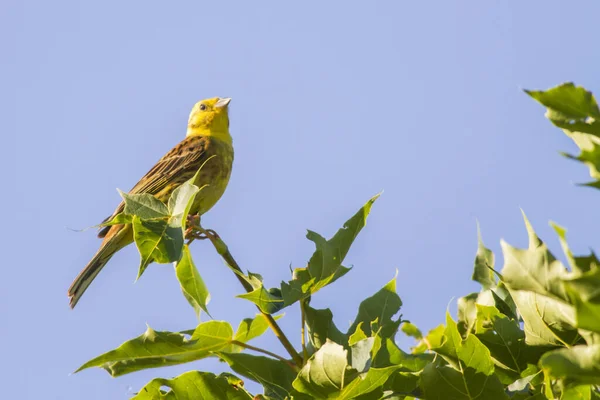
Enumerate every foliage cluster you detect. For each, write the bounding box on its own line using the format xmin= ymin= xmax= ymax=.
xmin=75 ymin=83 xmax=600 ymax=399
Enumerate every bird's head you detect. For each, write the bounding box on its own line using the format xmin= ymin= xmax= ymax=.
xmin=186 ymin=97 xmax=232 ymax=143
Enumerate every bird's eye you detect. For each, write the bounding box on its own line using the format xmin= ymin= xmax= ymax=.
xmin=199 ymin=104 xmax=207 ymax=111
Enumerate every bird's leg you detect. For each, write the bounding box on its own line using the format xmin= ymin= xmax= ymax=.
xmin=187 ymin=214 xmax=201 ymax=229
xmin=189 ymin=229 xmax=219 ymax=241
xmin=184 ymin=214 xmax=219 ymax=241
xmin=185 ymin=214 xmax=202 ymax=239
xmin=189 ymin=232 xmax=209 ymax=240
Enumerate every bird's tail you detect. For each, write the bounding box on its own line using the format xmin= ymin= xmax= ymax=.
xmin=68 ymin=227 xmax=130 ymax=308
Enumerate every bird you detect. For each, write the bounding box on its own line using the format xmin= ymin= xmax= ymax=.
xmin=68 ymin=97 xmax=234 ymax=308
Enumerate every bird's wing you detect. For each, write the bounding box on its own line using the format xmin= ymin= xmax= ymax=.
xmin=98 ymin=135 xmax=209 ymax=238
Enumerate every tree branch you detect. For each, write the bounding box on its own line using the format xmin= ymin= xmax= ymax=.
xmin=189 ymin=224 xmax=304 ymax=367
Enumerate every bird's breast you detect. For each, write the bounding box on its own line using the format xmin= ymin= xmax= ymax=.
xmin=190 ymin=140 xmax=234 ymax=215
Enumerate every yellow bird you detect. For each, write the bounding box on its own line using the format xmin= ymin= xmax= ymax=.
xmin=68 ymin=97 xmax=234 ymax=308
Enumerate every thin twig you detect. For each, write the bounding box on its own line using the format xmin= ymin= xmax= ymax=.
xmin=190 ymin=224 xmax=304 ymax=367
xmin=230 ymin=340 xmax=298 ymax=371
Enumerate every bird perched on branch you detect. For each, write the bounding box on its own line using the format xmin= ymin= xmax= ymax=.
xmin=68 ymin=97 xmax=234 ymax=308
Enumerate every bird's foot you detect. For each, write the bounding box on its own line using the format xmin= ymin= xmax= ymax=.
xmin=187 ymin=214 xmax=201 ymax=228
xmin=189 ymin=229 xmax=219 ymax=241
xmin=184 ymin=214 xmax=220 ymax=242
xmin=185 ymin=214 xmax=202 ymax=239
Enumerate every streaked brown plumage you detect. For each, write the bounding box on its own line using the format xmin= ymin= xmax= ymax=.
xmin=68 ymin=97 xmax=234 ymax=308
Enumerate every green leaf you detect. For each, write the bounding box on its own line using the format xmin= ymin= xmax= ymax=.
xmin=550 ymin=223 xmax=600 ymax=335
xmin=561 ymin=385 xmax=596 ymax=400
xmin=409 ymin=339 xmax=429 ymax=355
xmin=422 ymin=313 xmax=507 ymax=399
xmin=292 ymin=340 xmax=350 ymax=398
xmin=457 ymin=292 xmax=478 ymax=337
xmin=167 ymin=181 xmax=201 ymax=228
xmin=175 ymin=245 xmax=210 ymax=317
xmin=123 ymin=181 xmax=203 ymax=281
xmin=520 ymin=363 xmax=544 ymax=384
xmin=132 ymin=371 xmax=253 ymax=400
xmin=527 ymin=82 xmax=600 ymax=117
xmin=233 ymin=314 xmax=282 ymax=347
xmin=565 ymin=138 xmax=600 ymax=186
xmin=500 ymin=235 xmax=569 ymax=304
xmin=350 ymin=336 xmax=376 ymax=373
xmin=233 ymin=272 xmax=285 ymax=314
xmin=348 ymin=322 xmax=368 ymax=346
xmin=500 ymin=216 xmax=579 ymax=346
xmin=420 ymin=363 xmax=508 ymax=400
xmin=76 ymin=321 xmax=233 ymax=377
xmin=383 ymin=371 xmax=421 ymax=398
xmin=510 ymin=394 xmax=547 ymax=400
xmin=348 ymin=273 xmax=402 ymax=339
xmin=237 ymin=286 xmax=284 ymax=315
xmin=323 ymin=194 xmax=380 ymax=262
xmin=337 ymin=366 xmax=400 ymax=399
xmin=526 ymin=82 xmax=600 ymax=145
xmin=506 ymin=372 xmax=539 ymax=393
xmin=407 ymin=324 xmax=445 ymax=358
xmin=550 ymin=222 xmax=600 ymax=275
xmin=190 ymin=320 xmax=234 ymax=345
xmin=489 ymin=284 xmax=518 ymax=321
xmin=400 ymin=322 xmax=422 ymax=340
xmin=456 ymin=287 xmax=518 ymax=336
xmin=423 ymin=324 xmax=445 ymax=349
xmin=217 ymin=352 xmax=299 ymax=400
xmin=541 ymin=345 xmax=600 ymax=386
xmin=473 ymin=305 xmax=523 ymax=368
xmin=119 ymin=190 xmax=169 ymax=219
xmin=572 ymin=251 xmax=600 ymax=276
xmin=526 ymin=83 xmax=600 ymax=187
xmin=133 ymin=215 xmax=184 ymax=278
xmin=521 ymin=210 xmax=542 ymax=249
xmin=433 ymin=313 xmax=494 ymax=372
xmin=384 ymin=337 xmax=433 ymax=372
xmin=509 ymin=288 xmax=578 ymax=347
xmin=564 ymin=267 xmax=600 ymax=334
xmin=472 ymin=224 xmax=496 ymax=290
xmin=281 ymin=194 xmax=379 ymax=307
xmin=118 ymin=183 xmax=201 ymax=280
xmin=473 ymin=305 xmax=546 ymax=380
xmin=304 ymin=305 xmax=347 ymax=352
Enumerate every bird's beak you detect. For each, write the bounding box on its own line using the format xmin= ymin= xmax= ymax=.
xmin=215 ymin=97 xmax=231 ymax=108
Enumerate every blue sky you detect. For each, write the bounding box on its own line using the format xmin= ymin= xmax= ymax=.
xmin=4 ymin=1 xmax=600 ymax=398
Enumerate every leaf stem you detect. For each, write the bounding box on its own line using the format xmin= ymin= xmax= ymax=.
xmin=191 ymin=225 xmax=304 ymax=367
xmin=300 ymin=299 xmax=308 ymax=364
xmin=230 ymin=340 xmax=298 ymax=371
